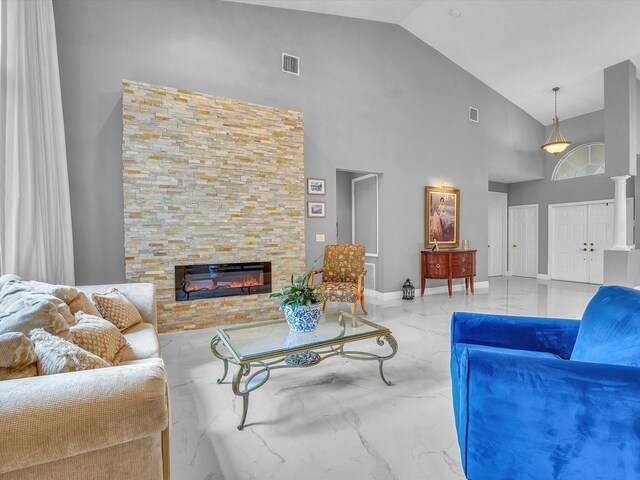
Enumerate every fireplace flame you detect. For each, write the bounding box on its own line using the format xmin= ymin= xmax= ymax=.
xmin=183 ymin=276 xmax=262 ymax=293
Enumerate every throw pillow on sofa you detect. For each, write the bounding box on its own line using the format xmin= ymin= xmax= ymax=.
xmin=0 ymin=279 xmax=76 ymax=326
xmin=67 ymin=291 xmax=102 ymax=317
xmin=0 ymin=332 xmax=38 ymax=380
xmin=0 ymin=274 xmax=22 ymax=291
xmin=25 ymin=280 xmax=78 ymax=304
xmin=0 ymin=298 xmax=71 ymax=340
xmin=71 ymin=312 xmax=130 ymax=365
xmin=91 ymin=288 xmax=143 ymax=331
xmin=29 ymin=328 xmax=109 ymax=375
xmin=25 ymin=280 xmax=103 ymax=318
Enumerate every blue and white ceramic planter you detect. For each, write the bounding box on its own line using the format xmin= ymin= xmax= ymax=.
xmin=283 ymin=303 xmax=323 ymax=333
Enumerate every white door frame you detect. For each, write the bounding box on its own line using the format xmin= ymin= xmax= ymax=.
xmin=352 ymin=174 xmax=379 ymax=258
xmin=548 ymin=197 xmax=634 ymax=280
xmin=364 ymin=262 xmax=376 ymax=291
xmin=488 ymin=192 xmax=508 ymax=276
xmin=508 ymin=204 xmax=538 ymax=277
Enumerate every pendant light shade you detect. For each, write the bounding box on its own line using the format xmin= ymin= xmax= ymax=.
xmin=541 ymin=87 xmax=571 ymax=155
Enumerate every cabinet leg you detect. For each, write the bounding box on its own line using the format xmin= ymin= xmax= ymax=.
xmin=470 ymin=276 xmax=475 ymax=294
xmin=421 ymin=276 xmax=425 ymax=296
xmin=447 ymin=277 xmax=452 ymax=297
xmin=465 ymin=278 xmax=469 ymax=291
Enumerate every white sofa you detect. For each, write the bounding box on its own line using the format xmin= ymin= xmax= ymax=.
xmin=0 ymin=283 xmax=170 ymax=480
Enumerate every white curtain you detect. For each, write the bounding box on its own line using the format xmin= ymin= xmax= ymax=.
xmin=0 ymin=0 xmax=75 ymax=284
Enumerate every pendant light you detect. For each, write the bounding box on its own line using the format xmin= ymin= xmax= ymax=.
xmin=541 ymin=87 xmax=571 ymax=155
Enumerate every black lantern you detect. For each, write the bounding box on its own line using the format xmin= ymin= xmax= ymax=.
xmin=402 ymin=278 xmax=415 ymax=300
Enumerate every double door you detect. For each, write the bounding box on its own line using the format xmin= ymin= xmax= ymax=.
xmin=551 ymin=202 xmax=612 ymax=284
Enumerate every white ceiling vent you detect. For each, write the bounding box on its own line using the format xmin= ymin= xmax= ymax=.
xmin=469 ymin=107 xmax=479 ymax=122
xmin=282 ymin=53 xmax=300 ymax=76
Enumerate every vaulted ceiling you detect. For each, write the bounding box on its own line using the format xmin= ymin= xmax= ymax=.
xmin=226 ymin=0 xmax=640 ymax=125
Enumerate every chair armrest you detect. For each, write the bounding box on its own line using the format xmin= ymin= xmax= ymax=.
xmin=451 ymin=311 xmax=580 ymax=358
xmin=358 ymin=270 xmax=367 ymax=290
xmin=0 ymin=362 xmax=168 ymax=474
xmin=309 ymin=269 xmax=323 ymax=287
xmin=456 ymin=349 xmax=640 ymax=479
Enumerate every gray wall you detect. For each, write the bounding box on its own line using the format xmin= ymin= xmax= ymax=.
xmin=509 ymin=109 xmax=634 ymax=274
xmin=604 ymin=61 xmax=638 ymax=176
xmin=53 ymin=0 xmax=544 ymax=291
xmin=488 ymin=181 xmax=509 ymax=194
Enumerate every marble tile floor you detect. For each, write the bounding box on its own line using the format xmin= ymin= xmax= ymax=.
xmin=160 ymin=276 xmax=600 ymax=480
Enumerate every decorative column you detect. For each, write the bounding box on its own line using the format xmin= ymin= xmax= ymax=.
xmin=611 ymin=175 xmax=631 ymax=250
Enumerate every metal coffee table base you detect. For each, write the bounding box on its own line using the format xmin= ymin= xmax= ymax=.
xmin=210 ymin=335 xmax=398 ymax=430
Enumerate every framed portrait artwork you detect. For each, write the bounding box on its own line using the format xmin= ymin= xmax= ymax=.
xmin=307 ymin=178 xmax=326 ymax=195
xmin=307 ymin=201 xmax=326 ymax=218
xmin=425 ymin=186 xmax=460 ymax=248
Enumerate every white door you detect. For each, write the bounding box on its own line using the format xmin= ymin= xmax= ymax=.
xmin=552 ymin=204 xmax=589 ymax=283
xmin=509 ymin=205 xmax=538 ymax=277
xmin=488 ymin=192 xmax=507 ymax=276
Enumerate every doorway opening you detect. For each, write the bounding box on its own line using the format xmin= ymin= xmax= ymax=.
xmin=335 ymin=170 xmax=381 ymax=292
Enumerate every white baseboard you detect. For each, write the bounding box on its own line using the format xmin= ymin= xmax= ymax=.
xmin=380 ymin=290 xmax=404 ymax=301
xmin=536 ymin=274 xmax=551 ymax=280
xmin=365 ymin=281 xmax=489 ymax=301
xmin=364 ymin=288 xmax=379 ymax=299
xmin=421 ymin=281 xmax=489 ymax=296
xmin=364 ymin=289 xmax=402 ymax=301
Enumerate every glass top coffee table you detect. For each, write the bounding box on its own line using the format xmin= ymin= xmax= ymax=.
xmin=210 ymin=311 xmax=398 ymax=430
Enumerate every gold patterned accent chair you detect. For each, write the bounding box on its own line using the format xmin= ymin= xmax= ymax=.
xmin=310 ymin=244 xmax=368 ymax=316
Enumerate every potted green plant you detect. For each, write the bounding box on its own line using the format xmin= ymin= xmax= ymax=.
xmin=270 ymin=267 xmax=324 ymax=332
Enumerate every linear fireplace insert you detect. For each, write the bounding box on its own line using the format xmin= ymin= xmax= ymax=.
xmin=175 ymin=262 xmax=272 ymax=301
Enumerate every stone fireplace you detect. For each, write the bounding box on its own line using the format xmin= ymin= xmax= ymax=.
xmin=122 ymin=80 xmax=304 ymax=332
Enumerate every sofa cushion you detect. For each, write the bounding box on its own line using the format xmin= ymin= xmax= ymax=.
xmin=67 ymin=291 xmax=102 ymax=317
xmin=121 ymin=322 xmax=160 ymax=362
xmin=23 ymin=280 xmax=103 ymax=318
xmin=0 ymin=298 xmax=70 ymax=340
xmin=0 ymin=332 xmax=38 ymax=381
xmin=29 ymin=328 xmax=109 ymax=375
xmin=71 ymin=312 xmax=130 ymax=366
xmin=0 ymin=280 xmax=76 ymax=326
xmin=315 ymin=282 xmax=358 ymax=303
xmin=571 ymin=285 xmax=640 ymax=366
xmin=24 ymin=280 xmax=78 ymax=304
xmin=0 ymin=274 xmax=22 ymax=291
xmin=91 ymin=288 xmax=143 ymax=331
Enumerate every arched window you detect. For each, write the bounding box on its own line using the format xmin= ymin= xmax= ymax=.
xmin=552 ymin=143 xmax=605 ymax=181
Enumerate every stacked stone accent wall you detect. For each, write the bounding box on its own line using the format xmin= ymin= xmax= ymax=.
xmin=122 ymin=80 xmax=304 ymax=332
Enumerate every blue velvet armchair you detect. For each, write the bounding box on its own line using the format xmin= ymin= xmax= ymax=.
xmin=450 ymin=286 xmax=640 ymax=480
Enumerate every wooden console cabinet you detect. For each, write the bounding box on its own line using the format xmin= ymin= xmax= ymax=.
xmin=421 ymin=250 xmax=476 ymax=297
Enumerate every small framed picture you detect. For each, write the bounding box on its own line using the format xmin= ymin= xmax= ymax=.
xmin=307 ymin=201 xmax=326 ymax=218
xmin=307 ymin=178 xmax=326 ymax=195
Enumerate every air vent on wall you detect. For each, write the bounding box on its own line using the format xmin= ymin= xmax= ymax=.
xmin=469 ymin=107 xmax=479 ymax=122
xmin=282 ymin=53 xmax=300 ymax=76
